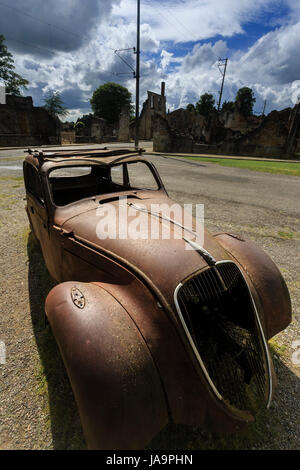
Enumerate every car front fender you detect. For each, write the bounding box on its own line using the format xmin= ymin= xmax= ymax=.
xmin=45 ymin=281 xmax=168 ymax=450
xmin=213 ymin=232 xmax=292 ymax=339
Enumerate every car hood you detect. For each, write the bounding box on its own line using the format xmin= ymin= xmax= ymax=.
xmin=60 ymin=196 xmax=230 ymax=298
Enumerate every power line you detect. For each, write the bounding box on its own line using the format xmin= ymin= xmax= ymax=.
xmin=114 ymin=48 xmax=136 ymax=77
xmin=3 ymin=34 xmax=56 ymax=56
xmin=143 ymin=0 xmax=193 ymax=45
xmin=0 ymin=1 xmax=115 ymax=53
xmin=0 ymin=1 xmax=78 ymax=38
xmin=156 ymin=1 xmax=199 ymax=43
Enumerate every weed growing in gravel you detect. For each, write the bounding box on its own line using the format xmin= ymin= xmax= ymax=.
xmin=278 ymin=230 xmax=300 ymax=240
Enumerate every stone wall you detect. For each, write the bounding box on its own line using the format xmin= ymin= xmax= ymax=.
xmin=223 ymin=109 xmax=290 ymax=157
xmin=139 ymin=82 xmax=166 ymax=140
xmin=153 ymin=113 xmax=215 ymax=154
xmin=167 ymin=108 xmax=205 ymax=141
xmin=61 ymin=131 xmax=76 ymax=144
xmin=90 ymin=117 xmax=107 ymax=142
xmin=118 ymin=106 xmax=130 ymax=142
xmin=153 ymin=106 xmax=300 ymax=158
xmin=0 ymin=95 xmax=60 ymax=147
xmin=76 ymin=111 xmax=129 ymax=144
xmin=220 ymin=109 xmax=262 ymax=134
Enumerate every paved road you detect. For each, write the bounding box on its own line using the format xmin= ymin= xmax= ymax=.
xmin=147 ymin=154 xmax=300 ymax=217
xmin=0 ymin=143 xmax=299 ymax=217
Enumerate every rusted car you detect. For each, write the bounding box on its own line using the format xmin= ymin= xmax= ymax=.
xmin=23 ymin=147 xmax=291 ymax=450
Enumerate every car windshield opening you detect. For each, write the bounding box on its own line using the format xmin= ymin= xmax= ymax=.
xmin=49 ymin=161 xmax=159 ymax=206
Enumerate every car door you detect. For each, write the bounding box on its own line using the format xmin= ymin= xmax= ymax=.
xmin=23 ymin=162 xmax=58 ymax=278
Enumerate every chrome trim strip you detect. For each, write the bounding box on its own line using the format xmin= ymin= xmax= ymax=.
xmin=173 ymin=282 xmax=223 ymax=401
xmin=128 ymin=202 xmax=198 ymax=239
xmin=173 ymin=260 xmax=273 ymax=409
xmin=183 ymin=237 xmax=216 ymax=266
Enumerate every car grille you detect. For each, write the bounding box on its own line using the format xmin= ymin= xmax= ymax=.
xmin=175 ymin=261 xmax=271 ymax=414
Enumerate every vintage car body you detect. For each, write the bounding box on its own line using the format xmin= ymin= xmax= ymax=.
xmin=23 ymin=147 xmax=292 ymax=449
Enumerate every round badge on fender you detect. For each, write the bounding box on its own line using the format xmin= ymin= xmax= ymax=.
xmin=71 ymin=287 xmax=85 ymax=309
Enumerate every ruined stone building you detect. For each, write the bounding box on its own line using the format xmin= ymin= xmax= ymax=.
xmin=166 ymin=108 xmax=206 ymax=141
xmin=220 ymin=109 xmax=262 ymax=134
xmin=138 ymin=82 xmax=167 ymax=140
xmin=0 ymin=94 xmax=60 ymax=147
xmin=75 ymin=106 xmax=130 ymax=144
xmin=153 ymin=103 xmax=300 ymax=158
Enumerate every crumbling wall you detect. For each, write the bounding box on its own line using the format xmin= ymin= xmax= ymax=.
xmin=118 ymin=106 xmax=130 ymax=142
xmin=90 ymin=117 xmax=107 ymax=143
xmin=139 ymin=82 xmax=166 ymax=140
xmin=61 ymin=131 xmax=76 ymax=144
xmin=75 ymin=111 xmax=129 ymax=144
xmin=224 ymin=109 xmax=290 ymax=157
xmin=153 ymin=113 xmax=215 ymax=153
xmin=0 ymin=95 xmax=60 ymax=146
xmin=220 ymin=109 xmax=262 ymax=134
xmin=167 ymin=108 xmax=205 ymax=141
xmin=153 ymin=106 xmax=300 ymax=158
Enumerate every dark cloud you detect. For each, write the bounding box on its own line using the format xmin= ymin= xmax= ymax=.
xmin=0 ymin=0 xmax=119 ymax=57
xmin=60 ymin=86 xmax=91 ymax=109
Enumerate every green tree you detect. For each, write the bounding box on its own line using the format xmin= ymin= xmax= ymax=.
xmin=77 ymin=113 xmax=93 ymax=127
xmin=0 ymin=34 xmax=29 ymax=95
xmin=235 ymin=87 xmax=256 ymax=116
xmin=90 ymin=82 xmax=133 ymax=123
xmin=43 ymin=91 xmax=69 ymax=118
xmin=195 ymin=93 xmax=215 ymax=118
xmin=74 ymin=121 xmax=85 ymax=129
xmin=221 ymin=100 xmax=235 ymax=113
xmin=186 ymin=103 xmax=195 ymax=112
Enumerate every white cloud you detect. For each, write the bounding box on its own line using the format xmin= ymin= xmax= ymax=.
xmin=6 ymin=0 xmax=300 ymax=121
xmin=112 ymin=0 xmax=282 ymax=43
xmin=160 ymin=50 xmax=174 ymax=70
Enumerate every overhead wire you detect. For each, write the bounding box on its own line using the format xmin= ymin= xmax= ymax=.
xmin=0 ymin=1 xmax=115 ymax=53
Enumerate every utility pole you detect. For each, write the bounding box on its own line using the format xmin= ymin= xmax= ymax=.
xmin=135 ymin=0 xmax=141 ymax=150
xmin=262 ymin=100 xmax=267 ymax=116
xmin=217 ymin=58 xmax=228 ymax=112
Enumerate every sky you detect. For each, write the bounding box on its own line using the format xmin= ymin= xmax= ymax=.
xmin=0 ymin=0 xmax=300 ymax=121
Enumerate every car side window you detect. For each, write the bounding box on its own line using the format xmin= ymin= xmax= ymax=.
xmin=23 ymin=162 xmax=44 ymax=204
xmin=127 ymin=162 xmax=159 ymax=190
xmin=110 ymin=164 xmax=124 ymax=186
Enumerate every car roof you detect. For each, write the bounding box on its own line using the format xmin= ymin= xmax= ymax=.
xmin=24 ymin=147 xmax=147 ymax=172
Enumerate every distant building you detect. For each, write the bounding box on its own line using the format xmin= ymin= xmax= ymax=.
xmin=0 ymin=94 xmax=60 ymax=147
xmin=0 ymin=85 xmax=5 ymax=105
xmin=138 ymin=82 xmax=167 ymax=140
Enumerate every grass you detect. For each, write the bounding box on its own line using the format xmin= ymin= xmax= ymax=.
xmin=0 ymin=156 xmax=24 ymax=162
xmin=269 ymin=339 xmax=287 ymax=357
xmin=168 ymin=155 xmax=300 ymax=177
xmin=0 ymin=176 xmax=23 ymax=181
xmin=277 ymin=230 xmax=300 ymax=240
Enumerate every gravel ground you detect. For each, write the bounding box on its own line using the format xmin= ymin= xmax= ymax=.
xmin=0 ymin=153 xmax=299 ymax=450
